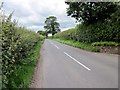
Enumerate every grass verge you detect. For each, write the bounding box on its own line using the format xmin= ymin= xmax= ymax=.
xmin=92 ymin=41 xmax=120 ymax=46
xmin=9 ymin=39 xmax=44 ymax=88
xmin=53 ymin=39 xmax=99 ymax=52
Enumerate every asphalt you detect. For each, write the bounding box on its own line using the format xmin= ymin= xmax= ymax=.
xmin=38 ymin=39 xmax=118 ymax=88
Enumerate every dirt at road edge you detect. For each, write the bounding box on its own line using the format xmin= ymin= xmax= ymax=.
xmin=29 ymin=45 xmax=44 ymax=88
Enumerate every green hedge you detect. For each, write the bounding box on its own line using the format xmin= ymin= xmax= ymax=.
xmin=54 ymin=28 xmax=77 ymax=41
xmin=1 ymin=13 xmax=44 ymax=88
xmin=8 ymin=39 xmax=43 ymax=88
xmin=76 ymin=21 xmax=120 ymax=43
xmin=54 ymin=7 xmax=120 ymax=43
xmin=54 ymin=20 xmax=120 ymax=43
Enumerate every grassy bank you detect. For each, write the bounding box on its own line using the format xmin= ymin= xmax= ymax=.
xmin=54 ymin=39 xmax=99 ymax=52
xmin=8 ymin=39 xmax=44 ymax=88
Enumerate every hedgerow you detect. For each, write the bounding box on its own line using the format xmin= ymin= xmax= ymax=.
xmin=54 ymin=28 xmax=77 ymax=41
xmin=76 ymin=21 xmax=120 ymax=43
xmin=54 ymin=20 xmax=120 ymax=44
xmin=54 ymin=4 xmax=120 ymax=44
xmin=1 ymin=12 xmax=43 ymax=88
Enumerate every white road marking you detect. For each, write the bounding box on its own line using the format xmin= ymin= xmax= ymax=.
xmin=54 ymin=45 xmax=60 ymax=49
xmin=64 ymin=52 xmax=91 ymax=71
xmin=49 ymin=41 xmax=60 ymax=49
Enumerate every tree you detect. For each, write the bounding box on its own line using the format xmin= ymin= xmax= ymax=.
xmin=44 ymin=16 xmax=60 ymax=38
xmin=0 ymin=2 xmax=3 ymax=10
xmin=111 ymin=2 xmax=120 ymax=22
xmin=37 ymin=30 xmax=48 ymax=38
xmin=65 ymin=1 xmax=118 ymax=25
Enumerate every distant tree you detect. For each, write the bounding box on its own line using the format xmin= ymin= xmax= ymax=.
xmin=0 ymin=2 xmax=3 ymax=10
xmin=65 ymin=1 xmax=118 ymax=25
xmin=37 ymin=30 xmax=46 ymax=36
xmin=44 ymin=16 xmax=60 ymax=38
xmin=37 ymin=30 xmax=48 ymax=38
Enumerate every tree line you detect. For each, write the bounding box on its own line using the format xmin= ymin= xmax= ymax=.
xmin=54 ymin=1 xmax=120 ymax=43
xmin=38 ymin=1 xmax=120 ymax=43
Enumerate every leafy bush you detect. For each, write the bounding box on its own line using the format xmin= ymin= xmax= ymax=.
xmin=8 ymin=40 xmax=43 ymax=88
xmin=92 ymin=42 xmax=120 ymax=46
xmin=54 ymin=28 xmax=77 ymax=41
xmin=55 ymin=19 xmax=120 ymax=43
xmin=55 ymin=4 xmax=120 ymax=44
xmin=76 ymin=20 xmax=120 ymax=43
xmin=1 ymin=12 xmax=44 ymax=88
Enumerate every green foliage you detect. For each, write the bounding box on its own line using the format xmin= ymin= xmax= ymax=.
xmin=37 ymin=30 xmax=48 ymax=39
xmin=76 ymin=20 xmax=120 ymax=43
xmin=0 ymin=2 xmax=3 ymax=90
xmin=63 ymin=1 xmax=120 ymax=43
xmin=8 ymin=40 xmax=43 ymax=88
xmin=54 ymin=39 xmax=99 ymax=52
xmin=48 ymin=36 xmax=53 ymax=39
xmin=92 ymin=42 xmax=120 ymax=46
xmin=65 ymin=2 xmax=118 ymax=25
xmin=111 ymin=3 xmax=120 ymax=22
xmin=54 ymin=28 xmax=77 ymax=41
xmin=55 ymin=19 xmax=120 ymax=43
xmin=37 ymin=30 xmax=48 ymax=37
xmin=44 ymin=16 xmax=60 ymax=37
xmin=1 ymin=12 xmax=44 ymax=88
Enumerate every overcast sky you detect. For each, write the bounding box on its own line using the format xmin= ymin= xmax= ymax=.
xmin=2 ymin=0 xmax=77 ymax=32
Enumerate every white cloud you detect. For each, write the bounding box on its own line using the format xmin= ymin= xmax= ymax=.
xmin=27 ymin=25 xmax=43 ymax=32
xmin=3 ymin=0 xmax=76 ymax=32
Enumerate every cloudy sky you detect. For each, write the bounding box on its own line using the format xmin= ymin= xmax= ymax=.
xmin=2 ymin=0 xmax=77 ymax=32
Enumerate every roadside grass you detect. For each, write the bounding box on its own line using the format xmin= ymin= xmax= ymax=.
xmin=53 ymin=39 xmax=100 ymax=52
xmin=92 ymin=41 xmax=120 ymax=46
xmin=9 ymin=39 xmax=44 ymax=88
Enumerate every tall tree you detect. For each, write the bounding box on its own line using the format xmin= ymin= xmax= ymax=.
xmin=65 ymin=1 xmax=118 ymax=25
xmin=44 ymin=16 xmax=60 ymax=38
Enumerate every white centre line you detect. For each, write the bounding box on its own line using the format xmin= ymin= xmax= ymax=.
xmin=49 ymin=41 xmax=60 ymax=49
xmin=64 ymin=52 xmax=91 ymax=71
xmin=54 ymin=45 xmax=60 ymax=49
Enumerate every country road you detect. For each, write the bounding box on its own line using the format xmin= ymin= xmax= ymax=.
xmin=30 ymin=39 xmax=118 ymax=88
